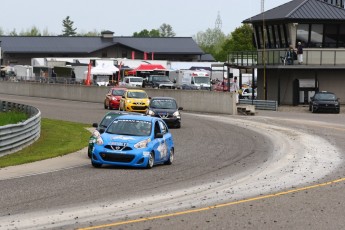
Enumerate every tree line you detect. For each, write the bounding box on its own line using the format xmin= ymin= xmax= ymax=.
xmin=0 ymin=16 xmax=254 ymax=62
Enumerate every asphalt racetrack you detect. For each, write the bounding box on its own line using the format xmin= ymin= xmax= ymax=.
xmin=0 ymin=94 xmax=345 ymax=230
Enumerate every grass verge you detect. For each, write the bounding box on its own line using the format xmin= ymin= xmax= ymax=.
xmin=0 ymin=118 xmax=91 ymax=168
xmin=0 ymin=111 xmax=29 ymax=126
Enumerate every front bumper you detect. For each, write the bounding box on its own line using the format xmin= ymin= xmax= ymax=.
xmin=92 ymin=149 xmax=151 ymax=168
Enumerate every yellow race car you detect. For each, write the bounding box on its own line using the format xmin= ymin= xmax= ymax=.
xmin=119 ymin=89 xmax=150 ymax=113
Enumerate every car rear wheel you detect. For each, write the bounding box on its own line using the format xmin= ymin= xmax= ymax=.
xmin=92 ymin=161 xmax=102 ymax=168
xmin=165 ymin=148 xmax=174 ymax=165
xmin=146 ymin=152 xmax=154 ymax=169
xmin=311 ymin=106 xmax=316 ymax=113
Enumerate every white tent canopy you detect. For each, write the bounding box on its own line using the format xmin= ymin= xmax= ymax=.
xmin=84 ymin=60 xmax=119 ymax=75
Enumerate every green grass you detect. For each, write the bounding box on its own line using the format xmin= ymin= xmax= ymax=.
xmin=0 ymin=111 xmax=29 ymax=126
xmin=0 ymin=118 xmax=91 ymax=168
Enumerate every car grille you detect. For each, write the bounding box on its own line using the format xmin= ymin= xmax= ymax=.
xmin=156 ymin=113 xmax=173 ymax=119
xmin=104 ymin=145 xmax=132 ymax=151
xmin=131 ymin=106 xmax=147 ymax=110
xmin=99 ymin=152 xmax=135 ymax=163
xmin=133 ymin=102 xmax=146 ymax=105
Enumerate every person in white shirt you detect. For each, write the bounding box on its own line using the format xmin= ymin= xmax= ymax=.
xmin=230 ymin=76 xmax=240 ymax=103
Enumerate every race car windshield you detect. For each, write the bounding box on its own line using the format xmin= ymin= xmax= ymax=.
xmin=127 ymin=92 xmax=148 ymax=98
xmin=150 ymin=99 xmax=177 ymax=109
xmin=315 ymin=93 xmax=336 ymax=101
xmin=112 ymin=89 xmax=125 ymax=96
xmin=106 ymin=120 xmax=152 ymax=136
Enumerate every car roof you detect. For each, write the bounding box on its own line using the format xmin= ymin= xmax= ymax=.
xmin=114 ymin=114 xmax=158 ymax=122
xmin=109 ymin=87 xmax=127 ymax=90
xmin=151 ymin=97 xmax=176 ymax=101
xmin=126 ymin=89 xmax=147 ymax=93
xmin=125 ymin=76 xmax=143 ymax=78
xmin=317 ymin=91 xmax=334 ymax=94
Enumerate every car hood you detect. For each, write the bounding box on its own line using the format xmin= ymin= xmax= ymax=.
xmin=150 ymin=108 xmax=177 ymax=114
xmin=102 ymin=133 xmax=149 ymax=145
xmin=314 ymin=100 xmax=338 ymax=103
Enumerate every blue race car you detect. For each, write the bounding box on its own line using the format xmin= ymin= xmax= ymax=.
xmin=91 ymin=115 xmax=175 ymax=169
xmin=88 ymin=111 xmax=144 ymax=158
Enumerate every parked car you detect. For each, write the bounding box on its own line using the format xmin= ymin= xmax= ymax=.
xmin=212 ymin=80 xmax=229 ymax=92
xmin=104 ymin=87 xmax=127 ymax=110
xmin=119 ymin=89 xmax=150 ymax=113
xmin=146 ymin=97 xmax=183 ymax=128
xmin=145 ymin=75 xmax=175 ymax=89
xmin=91 ymin=115 xmax=175 ymax=169
xmin=88 ymin=111 xmax=143 ymax=158
xmin=241 ymin=88 xmax=257 ymax=99
xmin=119 ymin=76 xmax=143 ymax=88
xmin=309 ymin=91 xmax=340 ymax=113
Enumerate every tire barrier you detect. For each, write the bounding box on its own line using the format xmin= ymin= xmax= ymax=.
xmin=0 ymin=101 xmax=41 ymax=157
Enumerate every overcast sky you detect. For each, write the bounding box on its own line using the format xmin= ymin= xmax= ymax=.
xmin=1 ymin=0 xmax=290 ymax=37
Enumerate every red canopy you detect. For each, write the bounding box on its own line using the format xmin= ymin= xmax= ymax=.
xmin=127 ymin=64 xmax=166 ymax=75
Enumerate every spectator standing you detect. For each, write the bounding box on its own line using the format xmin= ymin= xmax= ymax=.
xmin=230 ymin=76 xmax=240 ymax=103
xmin=297 ymin=42 xmax=303 ymax=64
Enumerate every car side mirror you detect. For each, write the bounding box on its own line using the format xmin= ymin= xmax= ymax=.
xmin=92 ymin=123 xmax=98 ymax=128
xmin=178 ymin=107 xmax=183 ymax=110
xmin=155 ymin=133 xmax=163 ymax=138
xmin=122 ymin=95 xmax=125 ymax=98
xmin=99 ymin=128 xmax=105 ymax=134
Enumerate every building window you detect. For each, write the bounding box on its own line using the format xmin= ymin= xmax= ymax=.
xmin=121 ymin=51 xmax=127 ymax=58
xmin=324 ymin=24 xmax=338 ymax=48
xmin=338 ymin=24 xmax=345 ymax=47
xmin=274 ymin=25 xmax=281 ymax=48
xmin=296 ymin=24 xmax=309 ymax=46
xmin=267 ymin=25 xmax=273 ymax=48
xmin=310 ymin=24 xmax=323 ymax=48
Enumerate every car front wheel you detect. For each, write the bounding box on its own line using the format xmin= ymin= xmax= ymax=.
xmin=165 ymin=148 xmax=174 ymax=165
xmin=311 ymin=106 xmax=316 ymax=113
xmin=146 ymin=152 xmax=155 ymax=169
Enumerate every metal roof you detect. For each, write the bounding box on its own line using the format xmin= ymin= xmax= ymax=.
xmin=243 ymin=0 xmax=345 ymax=24
xmin=0 ymin=36 xmax=204 ymax=55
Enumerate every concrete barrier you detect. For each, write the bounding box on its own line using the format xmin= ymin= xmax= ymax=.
xmin=0 ymin=82 xmax=237 ymax=115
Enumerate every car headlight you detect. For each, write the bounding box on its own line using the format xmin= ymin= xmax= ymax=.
xmin=126 ymin=99 xmax=132 ymax=103
xmin=111 ymin=96 xmax=117 ymax=101
xmin=173 ymin=111 xmax=180 ymax=118
xmin=146 ymin=99 xmax=150 ymax=104
xmin=134 ymin=138 xmax=151 ymax=149
xmin=148 ymin=110 xmax=155 ymax=116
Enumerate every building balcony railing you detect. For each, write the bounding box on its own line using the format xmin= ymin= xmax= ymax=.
xmin=228 ymin=49 xmax=345 ymax=67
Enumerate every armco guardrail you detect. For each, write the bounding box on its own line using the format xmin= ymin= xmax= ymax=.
xmin=0 ymin=101 xmax=41 ymax=157
xmin=239 ymin=99 xmax=278 ymax=111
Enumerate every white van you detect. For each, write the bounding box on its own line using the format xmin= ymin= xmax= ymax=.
xmin=120 ymin=76 xmax=143 ymax=87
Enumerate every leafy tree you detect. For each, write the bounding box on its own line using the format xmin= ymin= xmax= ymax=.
xmin=62 ymin=16 xmax=77 ymax=36
xmin=133 ymin=29 xmax=160 ymax=37
xmin=9 ymin=29 xmax=18 ymax=36
xmin=159 ymin=23 xmax=175 ymax=37
xmin=78 ymin=29 xmax=101 ymax=36
xmin=42 ymin=27 xmax=50 ymax=36
xmin=217 ymin=24 xmax=255 ymax=61
xmin=194 ymin=28 xmax=226 ymax=60
xmin=19 ymin=26 xmax=41 ymax=36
